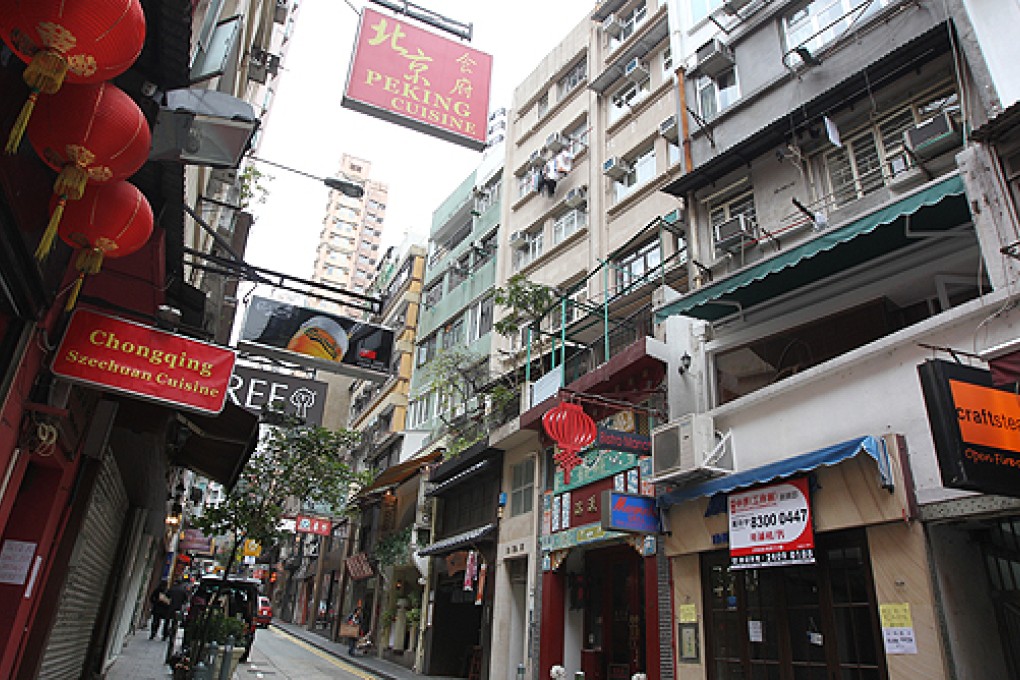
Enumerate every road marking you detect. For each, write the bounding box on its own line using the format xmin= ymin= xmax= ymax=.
xmin=269 ymin=627 xmax=377 ymax=679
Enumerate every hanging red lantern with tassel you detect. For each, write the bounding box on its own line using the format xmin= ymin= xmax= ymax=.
xmin=26 ymin=81 xmax=151 ymax=263
xmin=542 ymin=401 xmax=597 ymax=484
xmin=0 ymin=0 xmax=146 ymax=153
xmin=57 ymin=180 xmax=153 ymax=311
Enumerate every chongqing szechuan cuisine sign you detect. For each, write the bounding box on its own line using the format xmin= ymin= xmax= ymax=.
xmin=342 ymin=7 xmax=492 ymax=150
xmin=51 ymin=308 xmax=235 ymax=415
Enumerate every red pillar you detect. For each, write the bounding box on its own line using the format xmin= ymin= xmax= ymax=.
xmin=539 ymin=568 xmax=565 ymax=680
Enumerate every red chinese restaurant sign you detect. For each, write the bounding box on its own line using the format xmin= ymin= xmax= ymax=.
xmin=342 ymin=7 xmax=492 ymax=150
xmin=728 ymin=477 xmax=815 ymax=570
xmin=296 ymin=515 xmax=332 ymax=536
xmin=51 ymin=308 xmax=235 ymax=415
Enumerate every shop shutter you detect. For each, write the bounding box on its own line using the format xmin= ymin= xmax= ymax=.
xmin=37 ymin=449 xmax=128 ymax=679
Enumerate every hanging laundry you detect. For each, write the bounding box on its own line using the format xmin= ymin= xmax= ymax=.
xmin=538 ymin=159 xmax=560 ymax=197
xmin=475 ymin=561 xmax=487 ymax=605
xmin=554 ymin=148 xmax=574 ymax=175
xmin=464 ymin=550 xmax=477 ymax=591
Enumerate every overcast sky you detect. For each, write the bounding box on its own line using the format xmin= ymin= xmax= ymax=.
xmin=243 ymin=1 xmax=592 ymax=286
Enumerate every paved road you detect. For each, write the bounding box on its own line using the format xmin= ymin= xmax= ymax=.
xmin=245 ymin=626 xmax=380 ymax=680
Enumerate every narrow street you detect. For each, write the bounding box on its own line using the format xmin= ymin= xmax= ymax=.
xmin=246 ymin=627 xmax=377 ymax=680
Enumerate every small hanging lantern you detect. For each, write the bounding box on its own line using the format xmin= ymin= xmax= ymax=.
xmin=0 ymin=0 xmax=146 ymax=153
xmin=27 ymin=81 xmax=151 ymax=263
xmin=57 ymin=180 xmax=153 ymax=310
xmin=542 ymin=401 xmax=597 ymax=484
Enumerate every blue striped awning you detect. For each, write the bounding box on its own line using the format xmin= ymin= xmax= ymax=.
xmin=658 ymin=436 xmax=890 ymax=509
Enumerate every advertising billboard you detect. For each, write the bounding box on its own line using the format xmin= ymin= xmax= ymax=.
xmin=919 ymin=358 xmax=1020 ymax=497
xmin=342 ymin=7 xmax=492 ymax=150
xmin=728 ymin=477 xmax=815 ymax=570
xmin=51 ymin=308 xmax=235 ymax=415
xmin=239 ymin=296 xmax=394 ymax=381
xmin=227 ymin=365 xmax=328 ymax=426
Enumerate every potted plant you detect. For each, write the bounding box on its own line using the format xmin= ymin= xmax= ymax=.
xmin=193 ymin=610 xmax=248 ymax=679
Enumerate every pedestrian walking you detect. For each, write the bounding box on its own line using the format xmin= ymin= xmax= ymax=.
xmin=165 ymin=580 xmax=188 ymax=640
xmin=148 ymin=582 xmax=171 ymax=640
xmin=344 ymin=605 xmax=363 ymax=655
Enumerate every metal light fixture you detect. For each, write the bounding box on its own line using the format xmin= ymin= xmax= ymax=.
xmin=150 ymin=89 xmax=259 ymax=168
xmin=249 ymin=156 xmax=365 ymax=198
xmin=679 ymin=352 xmax=692 ymax=375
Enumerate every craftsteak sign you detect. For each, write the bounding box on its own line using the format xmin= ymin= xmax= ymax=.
xmin=919 ymin=359 xmax=1020 ymax=497
xmin=728 ymin=477 xmax=815 ymax=570
xmin=342 ymin=8 xmax=492 ymax=150
xmin=52 ymin=308 xmax=235 ymax=414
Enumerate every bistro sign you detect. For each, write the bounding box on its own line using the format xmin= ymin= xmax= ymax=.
xmin=51 ymin=308 xmax=235 ymax=415
xmin=919 ymin=359 xmax=1020 ymax=498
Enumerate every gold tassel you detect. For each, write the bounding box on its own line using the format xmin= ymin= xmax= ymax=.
xmin=65 ymin=249 xmax=104 ymax=311
xmin=35 ymin=195 xmax=66 ymax=262
xmin=5 ymin=90 xmax=38 ymax=154
xmin=23 ymin=50 xmax=68 ymax=95
xmin=54 ymin=165 xmax=88 ymax=201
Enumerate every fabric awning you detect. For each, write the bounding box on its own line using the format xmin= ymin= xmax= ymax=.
xmin=655 ymin=174 xmax=969 ymax=323
xmin=416 ymin=523 xmax=496 ymax=557
xmin=173 ymin=402 xmax=259 ymax=491
xmin=356 ymin=450 xmax=441 ymax=498
xmin=658 ymin=435 xmax=890 ymax=509
xmin=990 ymin=351 xmax=1020 ymax=386
xmin=426 ymin=460 xmax=492 ymax=497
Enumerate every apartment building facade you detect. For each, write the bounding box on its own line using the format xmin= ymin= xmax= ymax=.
xmin=651 ymin=1 xmax=1020 ymax=679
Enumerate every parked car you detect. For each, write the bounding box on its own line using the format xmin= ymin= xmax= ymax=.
xmin=255 ymin=596 xmax=273 ymax=628
xmin=186 ymin=576 xmax=262 ymax=662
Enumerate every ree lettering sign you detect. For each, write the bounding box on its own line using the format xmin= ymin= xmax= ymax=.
xmin=227 ymin=365 xmax=328 ymax=426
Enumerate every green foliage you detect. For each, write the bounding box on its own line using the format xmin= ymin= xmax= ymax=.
xmin=190 ymin=417 xmax=365 ymax=577
xmin=238 ymin=164 xmax=272 ymax=210
xmin=406 ymin=607 xmax=422 ymax=628
xmin=202 ymin=610 xmax=248 ymax=644
xmin=375 ymin=526 xmax=413 ymax=567
xmin=493 ymin=274 xmax=555 ymax=341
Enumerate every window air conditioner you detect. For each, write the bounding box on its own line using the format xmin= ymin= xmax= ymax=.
xmin=603 ymin=156 xmax=632 ymax=180
xmin=659 ymin=114 xmax=678 ymax=141
xmin=903 ymin=112 xmax=961 ymax=161
xmin=624 ymin=57 xmax=649 ymax=83
xmin=695 ymin=38 xmax=735 ymax=79
xmin=713 ymin=214 xmax=756 ymax=252
xmin=509 ymin=230 xmax=529 ymax=246
xmin=603 ymin=14 xmax=623 ymax=39
xmin=564 ymin=186 xmax=587 ymax=209
xmin=650 ymin=414 xmax=730 ymax=483
xmin=546 ymin=132 xmax=568 ymax=153
xmin=528 ymin=149 xmax=546 ymax=169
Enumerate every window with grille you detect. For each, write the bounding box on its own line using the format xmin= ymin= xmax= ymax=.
xmin=513 ymin=232 xmax=544 ymax=271
xmin=553 ymin=209 xmax=587 ymax=246
xmin=612 ymin=147 xmax=656 ymax=202
xmin=610 ymin=78 xmax=651 ymax=125
xmin=557 ymin=60 xmax=587 ymax=101
xmin=709 ymin=189 xmax=757 ymax=232
xmin=609 ymin=4 xmax=648 ymax=50
xmin=784 ymin=0 xmax=894 ymax=66
xmin=697 ymin=67 xmax=739 ymax=120
xmin=510 ymin=458 xmax=535 ymax=516
xmin=615 ymin=239 xmax=662 ymax=293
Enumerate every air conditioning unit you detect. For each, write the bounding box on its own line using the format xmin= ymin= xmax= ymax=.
xmin=722 ymin=0 xmax=753 ymax=13
xmin=624 ymin=57 xmax=649 ymax=83
xmin=509 ymin=230 xmax=529 ymax=246
xmin=651 ymin=414 xmax=730 ymax=483
xmin=564 ymin=185 xmax=587 ymax=209
xmin=546 ymin=132 xmax=568 ymax=153
xmin=713 ymin=214 xmax=756 ymax=252
xmin=603 ymin=156 xmax=632 ymax=180
xmin=695 ymin=38 xmax=735 ymax=79
xmin=528 ymin=149 xmax=546 ymax=169
xmin=659 ymin=114 xmax=678 ymax=141
xmin=903 ymin=112 xmax=961 ymax=161
xmin=603 ymin=14 xmax=623 ymax=38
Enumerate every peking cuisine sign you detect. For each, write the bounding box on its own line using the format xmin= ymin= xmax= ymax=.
xmin=51 ymin=308 xmax=235 ymax=415
xmin=342 ymin=7 xmax=492 ymax=151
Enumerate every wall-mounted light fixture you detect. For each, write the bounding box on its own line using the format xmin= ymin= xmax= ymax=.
xmin=678 ymin=352 xmax=692 ymax=375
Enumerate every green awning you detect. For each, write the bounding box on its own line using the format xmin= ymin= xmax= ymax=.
xmin=655 ymin=174 xmax=970 ymax=323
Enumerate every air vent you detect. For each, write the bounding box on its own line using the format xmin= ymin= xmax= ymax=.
xmin=903 ymin=112 xmax=961 ymax=161
xmin=713 ymin=214 xmax=756 ymax=252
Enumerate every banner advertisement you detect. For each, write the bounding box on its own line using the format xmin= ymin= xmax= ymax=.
xmin=342 ymin=7 xmax=492 ymax=150
xmin=600 ymin=491 xmax=660 ymax=534
xmin=239 ymin=296 xmax=394 ymax=380
xmin=295 ymin=515 xmax=332 ymax=536
xmin=228 ymin=364 xmax=328 ymax=426
xmin=919 ymin=359 xmax=1020 ymax=498
xmin=729 ymin=477 xmax=815 ymax=570
xmin=179 ymin=529 xmax=214 ymax=556
xmin=51 ymin=308 xmax=235 ymax=415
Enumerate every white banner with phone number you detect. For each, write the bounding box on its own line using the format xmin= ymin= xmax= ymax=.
xmin=729 ymin=477 xmax=816 ymax=570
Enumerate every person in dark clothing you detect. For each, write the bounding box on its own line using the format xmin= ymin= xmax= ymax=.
xmin=149 ymin=582 xmax=171 ymax=639
xmin=346 ymin=606 xmax=363 ymax=655
xmin=164 ymin=581 xmax=188 ymax=640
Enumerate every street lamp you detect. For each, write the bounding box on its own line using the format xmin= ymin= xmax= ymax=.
xmin=248 ymin=156 xmax=365 ymax=198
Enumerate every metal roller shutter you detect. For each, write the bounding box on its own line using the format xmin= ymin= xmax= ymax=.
xmin=37 ymin=450 xmax=128 ymax=679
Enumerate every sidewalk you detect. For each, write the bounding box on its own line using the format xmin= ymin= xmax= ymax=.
xmin=105 ymin=628 xmax=175 ymax=680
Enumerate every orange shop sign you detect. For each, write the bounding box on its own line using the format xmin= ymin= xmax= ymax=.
xmin=342 ymin=7 xmax=492 ymax=150
xmin=51 ymin=308 xmax=235 ymax=415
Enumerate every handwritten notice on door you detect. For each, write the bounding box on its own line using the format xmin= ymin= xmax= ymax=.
xmin=880 ymin=603 xmax=918 ymax=654
xmin=0 ymin=540 xmax=36 ymax=585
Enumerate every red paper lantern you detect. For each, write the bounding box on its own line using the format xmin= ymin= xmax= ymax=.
xmin=0 ymin=0 xmax=146 ymax=152
xmin=542 ymin=401 xmax=597 ymax=483
xmin=57 ymin=180 xmax=153 ymax=310
xmin=27 ymin=81 xmax=151 ymax=262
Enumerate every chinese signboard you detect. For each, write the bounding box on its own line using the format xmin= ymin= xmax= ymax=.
xmin=295 ymin=515 xmax=332 ymax=536
xmin=239 ymin=296 xmax=394 ymax=381
xmin=52 ymin=308 xmax=235 ymax=415
xmin=227 ymin=365 xmax=328 ymax=426
xmin=179 ymin=529 xmax=214 ymax=556
xmin=601 ymin=491 xmax=660 ymax=534
xmin=342 ymin=8 xmax=492 ymax=150
xmin=919 ymin=359 xmax=1020 ymax=498
xmin=728 ymin=477 xmax=815 ymax=569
